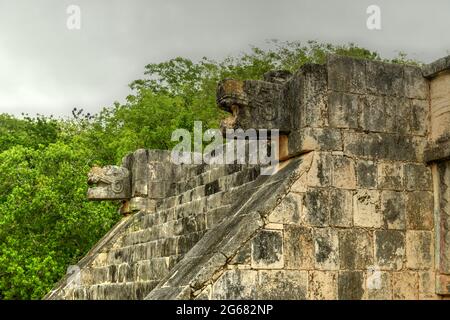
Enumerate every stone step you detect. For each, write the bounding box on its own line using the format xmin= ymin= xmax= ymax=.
xmin=123 ymin=201 xmax=234 ymax=247
xmin=105 ymin=231 xmax=206 ymax=265
xmin=172 ymin=163 xmax=252 ymax=196
xmin=158 ymin=165 xmax=260 ymax=210
xmin=70 ymin=280 xmax=159 ymax=300
xmin=122 ymin=214 xmax=207 ymax=246
xmin=177 ymin=162 xmax=253 ymax=183
xmin=79 ymin=257 xmax=180 ymax=286
xmin=127 ymin=176 xmax=263 ymax=239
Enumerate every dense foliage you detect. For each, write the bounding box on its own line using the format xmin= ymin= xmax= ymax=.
xmin=0 ymin=41 xmax=419 ymax=299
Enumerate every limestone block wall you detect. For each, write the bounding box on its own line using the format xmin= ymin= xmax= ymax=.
xmin=204 ymin=151 xmax=437 ymax=299
xmin=195 ymin=56 xmax=443 ymax=300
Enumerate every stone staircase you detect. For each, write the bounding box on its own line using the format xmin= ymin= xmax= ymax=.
xmin=60 ymin=157 xmax=262 ymax=300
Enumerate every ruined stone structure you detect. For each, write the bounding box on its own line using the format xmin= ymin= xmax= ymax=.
xmin=46 ymin=54 xmax=450 ymax=300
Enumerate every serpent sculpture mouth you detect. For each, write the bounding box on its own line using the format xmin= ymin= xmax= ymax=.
xmin=87 ymin=165 xmax=131 ymax=201
xmin=216 ymin=72 xmax=293 ymax=136
xmin=216 ymin=79 xmax=248 ymax=113
xmin=217 ymin=79 xmax=247 ymax=133
xmin=216 ymin=72 xmax=293 ymax=160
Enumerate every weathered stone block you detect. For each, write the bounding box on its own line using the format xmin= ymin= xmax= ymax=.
xmin=129 ymin=197 xmax=148 ymax=213
xmin=339 ymin=229 xmax=373 ymax=270
xmin=327 ymin=54 xmax=366 ymax=94
xmin=297 ymin=64 xmax=328 ymax=128
xmin=435 ymin=274 xmax=450 ymax=296
xmin=391 ymin=135 xmax=426 ymax=162
xmin=328 ymin=91 xmax=360 ymax=129
xmin=62 ymin=288 xmax=75 ymax=300
xmin=230 ymin=241 xmax=251 ymax=265
xmin=205 ymin=192 xmax=224 ymax=211
xmin=211 ymin=269 xmax=258 ymax=299
xmin=366 ymin=269 xmax=392 ymax=300
xmin=132 ymin=149 xmax=149 ymax=197
xmin=378 ymin=162 xmax=403 ymax=190
xmin=283 ymin=225 xmax=314 ymax=269
xmin=308 ymin=271 xmax=337 ymax=300
xmin=381 ymin=191 xmax=406 ymax=230
xmin=338 ymin=271 xmax=365 ymax=300
xmin=392 ymin=271 xmax=418 ymax=300
xmin=147 ymin=149 xmax=171 ymax=163
xmin=302 ymin=95 xmax=328 ymax=129
xmin=353 ymin=189 xmax=382 ymax=228
xmin=430 ymin=73 xmax=450 ymax=142
xmin=148 ymin=181 xmax=168 ymax=199
xmin=343 ymin=132 xmax=384 ymax=160
xmin=314 ymin=228 xmax=339 ymax=270
xmin=206 ymin=205 xmax=231 ymax=229
xmin=293 ymin=128 xmax=342 ymax=154
xmin=404 ymin=163 xmax=432 ymax=191
xmin=147 ymin=162 xmax=172 ymax=182
xmin=251 ymin=230 xmax=284 ymax=269
xmin=406 ymin=191 xmax=433 ymax=230
xmin=359 ymin=95 xmax=386 ymax=132
xmin=410 ymin=99 xmax=428 ymax=136
xmin=306 ymin=152 xmax=332 ymax=187
xmin=404 ymin=65 xmax=428 ymax=100
xmin=366 ymin=60 xmax=404 ymax=97
xmin=205 ymin=180 xmax=220 ymax=196
xmin=191 ymin=185 xmax=205 ymax=201
xmin=194 ymin=285 xmax=212 ymax=300
xmin=92 ymin=252 xmax=108 ymax=268
xmin=291 ymin=172 xmax=307 ymax=193
xmin=80 ymin=269 xmax=93 ymax=285
xmin=406 ymin=230 xmax=433 ymax=270
xmin=108 ymin=265 xmax=118 ymax=283
xmin=329 ymin=188 xmax=353 ymax=227
xmin=418 ymin=271 xmax=438 ymax=300
xmin=346 ymin=133 xmax=423 ymax=162
xmin=384 ymin=96 xmax=411 ymax=135
xmin=375 ymin=230 xmax=405 ymax=270
xmin=423 ymin=54 xmax=450 ymax=78
xmin=269 ymin=193 xmax=302 ymax=225
xmin=256 ymin=270 xmax=308 ymax=300
xmin=356 ymin=160 xmax=377 ymax=189
xmin=264 ymin=223 xmax=283 ymax=230
xmin=73 ymin=287 xmax=88 ymax=300
xmin=332 ymin=155 xmax=356 ymax=189
xmin=177 ymin=232 xmax=202 ymax=255
xmin=303 ymin=188 xmax=330 ymax=226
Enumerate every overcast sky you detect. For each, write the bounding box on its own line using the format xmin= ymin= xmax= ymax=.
xmin=0 ymin=0 xmax=449 ymax=117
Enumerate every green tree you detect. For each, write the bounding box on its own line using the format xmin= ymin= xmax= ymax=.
xmin=0 ymin=143 xmax=118 ymax=299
